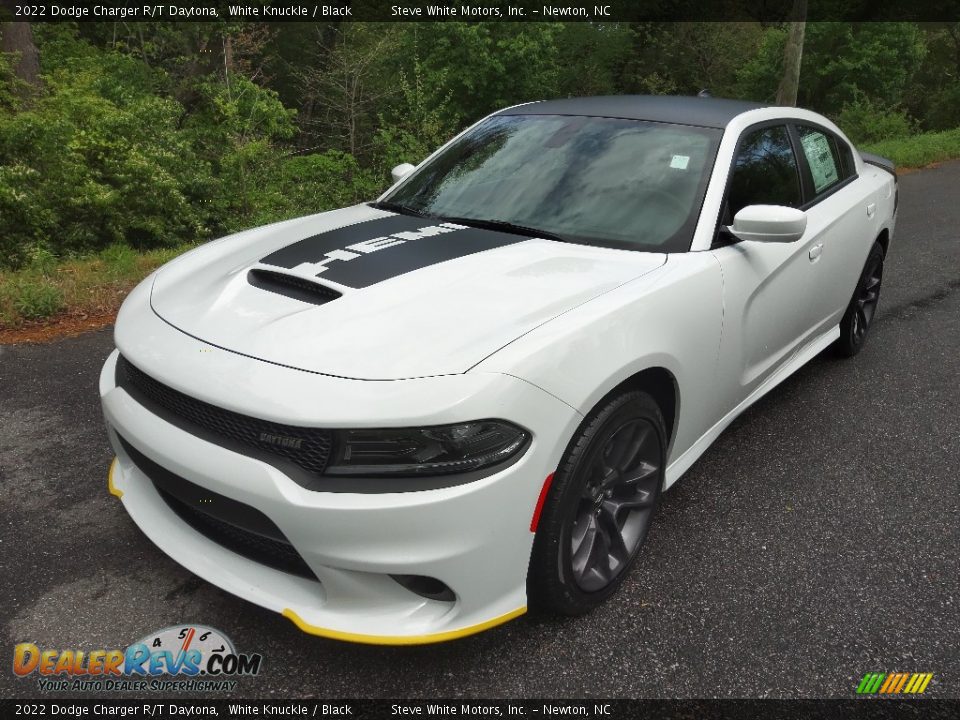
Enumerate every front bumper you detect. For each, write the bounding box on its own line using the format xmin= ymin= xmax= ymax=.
xmin=100 ymin=299 xmax=581 ymax=643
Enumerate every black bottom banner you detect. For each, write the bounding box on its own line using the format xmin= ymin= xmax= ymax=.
xmin=3 ymin=699 xmax=960 ymax=720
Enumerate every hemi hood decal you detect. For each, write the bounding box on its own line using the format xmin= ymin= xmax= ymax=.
xmin=149 ymin=203 xmax=669 ymax=379
xmin=259 ymin=214 xmax=528 ymax=289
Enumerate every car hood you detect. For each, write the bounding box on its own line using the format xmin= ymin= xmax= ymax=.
xmin=150 ymin=205 xmax=667 ymax=379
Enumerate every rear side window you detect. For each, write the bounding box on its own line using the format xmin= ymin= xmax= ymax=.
xmin=797 ymin=125 xmax=845 ymax=194
xmin=727 ymin=125 xmax=802 ymax=219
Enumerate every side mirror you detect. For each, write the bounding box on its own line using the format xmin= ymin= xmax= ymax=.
xmin=391 ymin=163 xmax=416 ymax=184
xmin=729 ymin=204 xmax=807 ymax=243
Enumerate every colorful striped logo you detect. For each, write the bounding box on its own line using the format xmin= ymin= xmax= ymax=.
xmin=857 ymin=672 xmax=933 ymax=694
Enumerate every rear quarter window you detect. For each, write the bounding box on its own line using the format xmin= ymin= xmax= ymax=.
xmin=835 ymin=137 xmax=857 ymax=178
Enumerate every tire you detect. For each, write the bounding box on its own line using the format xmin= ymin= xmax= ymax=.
xmin=527 ymin=390 xmax=666 ymax=616
xmin=836 ymin=242 xmax=885 ymax=358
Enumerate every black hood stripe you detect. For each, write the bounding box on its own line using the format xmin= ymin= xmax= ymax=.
xmin=258 ymin=214 xmax=527 ymax=289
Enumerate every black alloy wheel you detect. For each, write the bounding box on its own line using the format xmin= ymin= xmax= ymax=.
xmin=528 ymin=390 xmax=666 ymax=615
xmin=570 ymin=417 xmax=661 ymax=592
xmin=837 ymin=242 xmax=885 ymax=357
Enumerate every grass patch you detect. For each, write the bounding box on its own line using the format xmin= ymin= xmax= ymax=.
xmin=0 ymin=242 xmax=196 ymax=330
xmin=861 ymin=127 xmax=960 ymax=169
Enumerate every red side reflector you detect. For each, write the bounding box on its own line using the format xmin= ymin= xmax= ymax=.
xmin=530 ymin=472 xmax=556 ymax=533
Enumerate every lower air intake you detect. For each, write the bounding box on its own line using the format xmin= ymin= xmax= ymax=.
xmin=118 ymin=435 xmax=317 ymax=581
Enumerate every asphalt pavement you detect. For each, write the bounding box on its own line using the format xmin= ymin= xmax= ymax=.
xmin=2 ymin=161 xmax=959 ymax=700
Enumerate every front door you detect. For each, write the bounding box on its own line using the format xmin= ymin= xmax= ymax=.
xmin=711 ymin=123 xmax=823 ymax=407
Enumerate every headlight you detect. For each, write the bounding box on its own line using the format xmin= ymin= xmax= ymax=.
xmin=325 ymin=420 xmax=530 ymax=477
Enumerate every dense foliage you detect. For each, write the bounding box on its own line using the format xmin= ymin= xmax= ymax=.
xmin=1 ymin=21 xmax=959 ymax=269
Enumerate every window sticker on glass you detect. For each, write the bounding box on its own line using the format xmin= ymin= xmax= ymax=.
xmin=670 ymin=154 xmax=690 ymax=170
xmin=801 ymin=132 xmax=839 ymax=193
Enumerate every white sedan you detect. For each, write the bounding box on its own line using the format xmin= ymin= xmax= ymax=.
xmin=100 ymin=95 xmax=897 ymax=644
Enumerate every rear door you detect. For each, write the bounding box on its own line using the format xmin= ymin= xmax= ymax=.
xmin=790 ymin=123 xmax=882 ymax=331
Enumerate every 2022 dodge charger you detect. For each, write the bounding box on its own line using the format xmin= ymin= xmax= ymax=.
xmin=100 ymin=96 xmax=897 ymax=644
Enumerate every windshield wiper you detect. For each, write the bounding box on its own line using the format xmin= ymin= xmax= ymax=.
xmin=372 ymin=204 xmax=576 ymax=243
xmin=369 ymin=200 xmax=428 ymax=217
xmin=432 ymin=215 xmax=574 ymax=243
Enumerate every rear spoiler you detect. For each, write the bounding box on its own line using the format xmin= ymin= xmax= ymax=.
xmin=860 ymin=152 xmax=896 ymax=178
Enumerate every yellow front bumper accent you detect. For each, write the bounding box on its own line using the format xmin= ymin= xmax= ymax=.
xmin=282 ymin=606 xmax=527 ymax=645
xmin=110 ymin=453 xmax=523 ymax=644
xmin=107 ymin=457 xmax=123 ymax=499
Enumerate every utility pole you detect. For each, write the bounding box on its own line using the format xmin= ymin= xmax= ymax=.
xmin=776 ymin=0 xmax=808 ymax=107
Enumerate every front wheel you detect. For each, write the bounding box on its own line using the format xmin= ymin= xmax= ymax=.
xmin=527 ymin=390 xmax=665 ymax=616
xmin=836 ymin=242 xmax=884 ymax=358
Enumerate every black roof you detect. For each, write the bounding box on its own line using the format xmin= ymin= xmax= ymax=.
xmin=497 ymin=95 xmax=768 ymax=129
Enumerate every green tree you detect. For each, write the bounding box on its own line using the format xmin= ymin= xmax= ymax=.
xmin=299 ymin=24 xmax=403 ymax=160
xmin=906 ymin=23 xmax=960 ymax=131
xmin=373 ymin=55 xmax=457 ymax=174
xmin=625 ymin=23 xmax=765 ymax=98
xmin=799 ymin=23 xmax=926 ymax=114
xmin=410 ymin=23 xmax=563 ymax=125
xmin=554 ymin=23 xmax=633 ymax=97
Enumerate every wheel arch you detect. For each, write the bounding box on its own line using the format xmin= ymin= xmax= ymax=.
xmin=589 ymin=366 xmax=679 ymax=458
xmin=526 ymin=364 xmax=679 ymax=614
xmin=876 ymin=228 xmax=890 ymax=257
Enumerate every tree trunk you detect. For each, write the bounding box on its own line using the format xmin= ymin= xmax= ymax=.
xmin=224 ymin=34 xmax=234 ymax=76
xmin=947 ymin=23 xmax=960 ymax=78
xmin=775 ymin=0 xmax=807 ymax=107
xmin=1 ymin=21 xmax=41 ymax=91
xmin=223 ymin=33 xmax=233 ymax=101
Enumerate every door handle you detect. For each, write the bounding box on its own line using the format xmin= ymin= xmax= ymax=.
xmin=809 ymin=243 xmax=823 ymax=261
xmin=866 ymin=202 xmax=877 ymax=218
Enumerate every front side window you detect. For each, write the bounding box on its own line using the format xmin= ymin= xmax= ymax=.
xmin=383 ymin=114 xmax=722 ymax=252
xmin=726 ymin=125 xmax=802 ymax=220
xmin=797 ymin=125 xmax=844 ymax=194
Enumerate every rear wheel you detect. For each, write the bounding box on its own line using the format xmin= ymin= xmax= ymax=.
xmin=836 ymin=242 xmax=884 ymax=358
xmin=528 ymin=390 xmax=665 ymax=615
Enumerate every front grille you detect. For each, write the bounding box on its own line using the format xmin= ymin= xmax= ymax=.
xmin=118 ymin=435 xmax=316 ymax=580
xmin=116 ymin=355 xmax=333 ymax=475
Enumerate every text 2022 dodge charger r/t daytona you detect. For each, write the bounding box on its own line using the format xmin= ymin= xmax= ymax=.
xmin=100 ymin=96 xmax=897 ymax=644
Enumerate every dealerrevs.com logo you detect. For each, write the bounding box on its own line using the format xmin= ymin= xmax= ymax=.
xmin=13 ymin=625 xmax=262 ymax=692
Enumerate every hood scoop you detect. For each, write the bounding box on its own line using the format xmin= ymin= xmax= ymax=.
xmin=247 ymin=268 xmax=342 ymax=306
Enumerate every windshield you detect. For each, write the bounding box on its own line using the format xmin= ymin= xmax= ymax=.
xmin=382 ymin=114 xmax=721 ymax=252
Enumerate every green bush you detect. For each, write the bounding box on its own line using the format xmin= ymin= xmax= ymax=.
xmin=0 ymin=52 xmax=25 ymax=111
xmin=922 ymin=83 xmax=960 ymax=132
xmin=26 ymin=247 xmax=59 ymax=275
xmin=99 ymin=243 xmax=139 ymax=280
xmin=0 ymin=57 xmax=208 ymax=264
xmin=10 ymin=278 xmax=65 ymax=320
xmin=837 ymin=98 xmax=913 ymax=145
xmin=0 ymin=163 xmax=57 ymax=268
xmin=0 ymin=27 xmax=301 ymax=270
xmin=247 ymin=150 xmax=382 ymax=228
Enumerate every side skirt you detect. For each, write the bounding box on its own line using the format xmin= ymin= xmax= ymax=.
xmin=664 ymin=324 xmax=840 ymax=489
